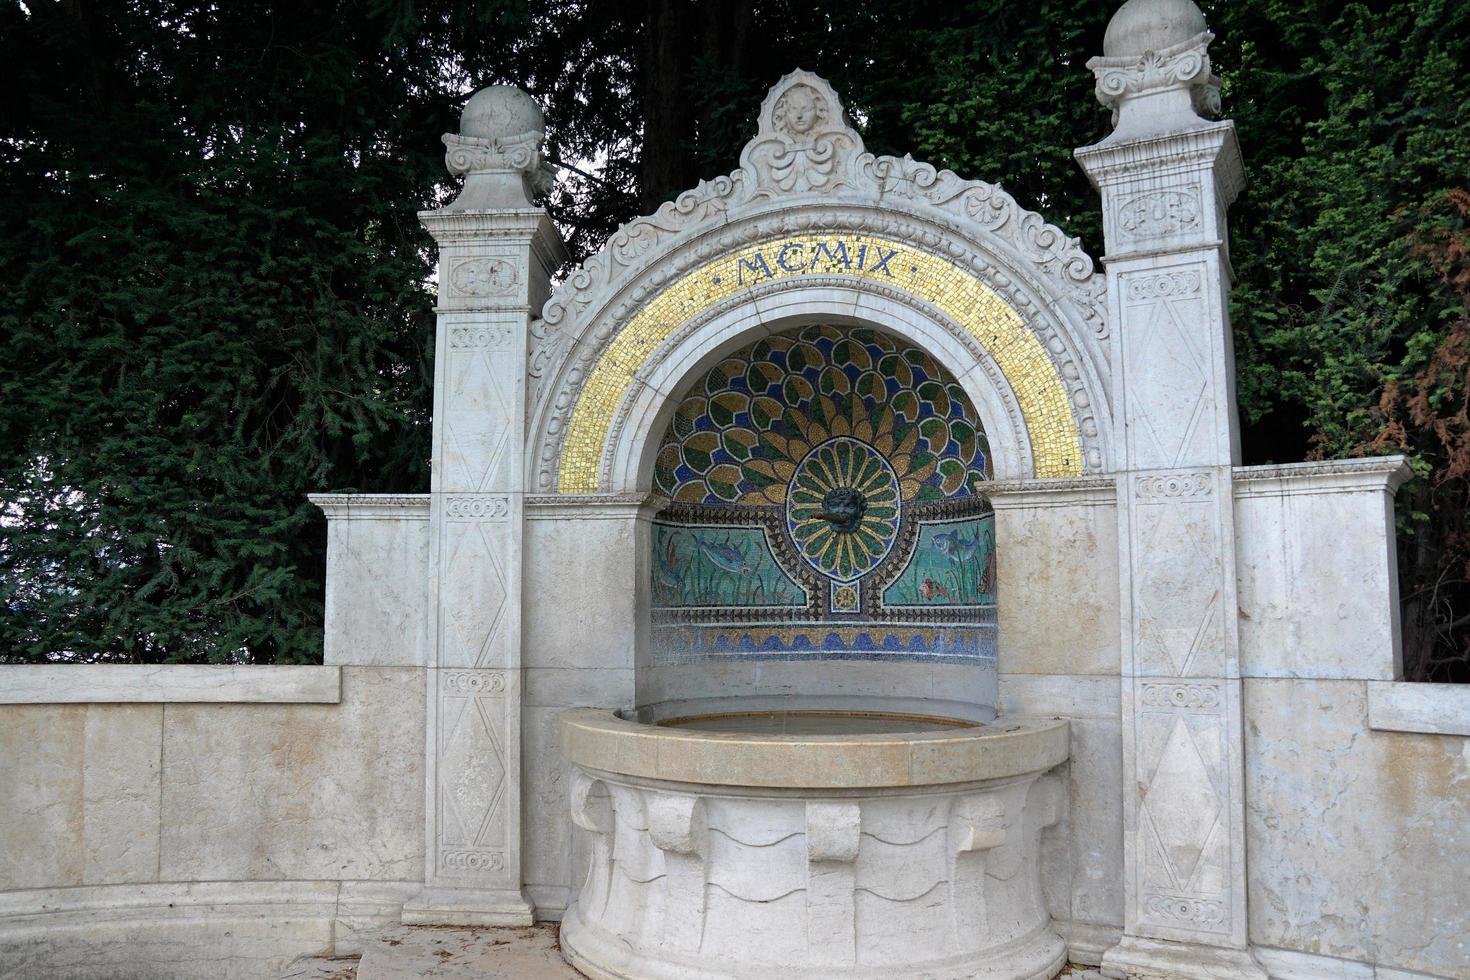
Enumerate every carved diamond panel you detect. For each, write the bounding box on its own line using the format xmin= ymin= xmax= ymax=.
xmin=1141 ymin=718 xmax=1220 ymax=884
xmin=1132 ymin=475 xmax=1221 ymax=677
xmin=1135 ymin=681 xmax=1231 ymax=936
xmin=437 ymin=670 xmax=509 ymax=877
xmin=439 ymin=513 xmax=510 ymax=668
xmin=443 ymin=348 xmax=516 ymax=492
xmin=1122 ymin=266 xmax=1211 ymax=469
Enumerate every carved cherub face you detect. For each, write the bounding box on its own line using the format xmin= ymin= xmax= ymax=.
xmin=774 ymin=85 xmax=825 ymax=137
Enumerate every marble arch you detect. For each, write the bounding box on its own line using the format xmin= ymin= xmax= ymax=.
xmin=527 ymin=70 xmax=1113 ymax=495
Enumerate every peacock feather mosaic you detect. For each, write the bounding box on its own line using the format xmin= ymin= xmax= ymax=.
xmin=651 ymin=324 xmax=998 ymax=664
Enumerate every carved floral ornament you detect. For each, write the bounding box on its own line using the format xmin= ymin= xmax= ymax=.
xmin=449 ymin=257 xmax=518 ymax=297
xmin=529 ymin=70 xmax=1114 ymax=494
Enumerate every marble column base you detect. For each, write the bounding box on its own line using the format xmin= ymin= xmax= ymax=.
xmin=399 ymin=887 xmax=534 ymax=927
xmin=1101 ymin=936 xmax=1268 ymax=980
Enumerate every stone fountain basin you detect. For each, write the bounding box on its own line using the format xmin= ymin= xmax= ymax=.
xmin=559 ymin=707 xmax=1067 ymax=790
xmin=559 ymin=707 xmax=1070 ymax=980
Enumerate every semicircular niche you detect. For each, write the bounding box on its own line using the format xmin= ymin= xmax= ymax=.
xmin=650 ymin=324 xmax=997 ymax=663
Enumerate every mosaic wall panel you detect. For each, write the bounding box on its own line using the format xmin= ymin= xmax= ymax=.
xmin=884 ymin=514 xmax=997 ymax=609
xmin=557 ymin=231 xmax=1084 ymax=491
xmin=650 ymin=324 xmax=997 ymax=664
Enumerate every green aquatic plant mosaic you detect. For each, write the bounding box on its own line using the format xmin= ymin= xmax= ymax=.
xmin=884 ymin=515 xmax=997 ymax=608
xmin=652 ymin=523 xmax=806 ymax=608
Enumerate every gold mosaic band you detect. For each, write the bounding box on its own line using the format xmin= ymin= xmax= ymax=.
xmin=556 ymin=234 xmax=1083 ymax=492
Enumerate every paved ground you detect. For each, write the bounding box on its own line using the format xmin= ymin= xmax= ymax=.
xmin=281 ymin=925 xmax=1110 ymax=979
xmin=279 ymin=953 xmax=361 ymax=980
xmin=281 ymin=924 xmax=582 ymax=979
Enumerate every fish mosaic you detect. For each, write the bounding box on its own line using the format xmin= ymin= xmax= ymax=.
xmin=653 ymin=524 xmax=805 ymax=609
xmin=884 ymin=515 xmax=997 ymax=608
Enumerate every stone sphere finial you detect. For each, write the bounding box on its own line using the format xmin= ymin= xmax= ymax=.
xmin=1102 ymin=0 xmax=1208 ymax=57
xmin=460 ymin=84 xmax=545 ymax=139
xmin=439 ymin=85 xmax=552 ymax=209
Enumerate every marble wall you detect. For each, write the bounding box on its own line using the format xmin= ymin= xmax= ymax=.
xmin=1245 ymin=679 xmax=1470 ymax=978
xmin=0 ymin=666 xmax=425 ymax=979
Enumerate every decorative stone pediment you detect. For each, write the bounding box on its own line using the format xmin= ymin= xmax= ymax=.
xmin=741 ymin=71 xmax=864 ymax=197
xmin=531 ymin=69 xmax=1113 ymax=494
xmin=539 ymin=70 xmax=1104 ymax=342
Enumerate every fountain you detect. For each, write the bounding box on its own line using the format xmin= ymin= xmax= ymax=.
xmin=557 ymin=323 xmax=1070 ymax=977
xmin=559 ymin=707 xmax=1068 ymax=979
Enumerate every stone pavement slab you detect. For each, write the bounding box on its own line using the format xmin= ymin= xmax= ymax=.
xmin=354 ymin=924 xmax=582 ymax=980
xmin=278 ymin=953 xmax=361 ymax=980
xmin=278 ymin=926 xmax=1108 ymax=980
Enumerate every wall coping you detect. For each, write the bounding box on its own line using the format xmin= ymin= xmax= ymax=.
xmin=0 ymin=665 xmax=342 ymax=705
xmin=1233 ymin=456 xmax=1412 ymax=498
xmin=309 ymin=493 xmax=430 ymax=520
xmin=984 ymin=476 xmax=1117 ymax=509
xmin=524 ymin=492 xmax=667 ymax=520
xmin=1367 ymin=681 xmax=1470 ymax=738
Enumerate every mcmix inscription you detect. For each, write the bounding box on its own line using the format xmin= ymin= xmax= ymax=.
xmin=728 ymin=238 xmax=905 ymax=285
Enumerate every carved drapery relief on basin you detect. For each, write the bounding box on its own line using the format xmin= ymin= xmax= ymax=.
xmin=559 ymin=709 xmax=1069 ymax=980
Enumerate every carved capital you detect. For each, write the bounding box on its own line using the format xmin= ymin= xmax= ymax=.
xmin=1087 ymin=31 xmax=1221 ymax=132
xmin=443 ymin=130 xmax=553 ymax=190
xmin=439 ymin=129 xmax=554 ymax=209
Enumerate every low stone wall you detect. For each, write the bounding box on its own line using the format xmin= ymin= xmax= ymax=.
xmin=0 ymin=666 xmax=424 ymax=980
xmin=1245 ymin=679 xmax=1470 ymax=978
xmin=5 ymin=462 xmax=1470 ymax=979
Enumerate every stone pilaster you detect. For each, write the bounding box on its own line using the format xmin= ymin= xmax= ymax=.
xmin=1076 ymin=18 xmax=1267 ymax=980
xmin=403 ymin=88 xmax=567 ymax=925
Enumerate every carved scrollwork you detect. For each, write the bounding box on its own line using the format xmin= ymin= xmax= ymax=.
xmin=1144 ymin=894 xmax=1225 ymax=926
xmin=443 ymin=495 xmax=510 ymax=520
xmin=1117 ymin=188 xmax=1201 ymax=240
xmin=440 ymin=848 xmax=506 ymax=873
xmin=1135 ymin=472 xmax=1213 ymax=500
xmin=448 ymin=325 xmax=516 ymax=350
xmin=442 ymin=670 xmax=507 ymax=695
xmin=1141 ymin=683 xmax=1222 ymax=711
xmin=1125 ymin=269 xmax=1204 ymax=301
xmin=449 ymin=257 xmax=518 ymax=297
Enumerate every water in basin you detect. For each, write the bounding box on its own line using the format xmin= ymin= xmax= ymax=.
xmin=656 ymin=710 xmax=980 ymax=736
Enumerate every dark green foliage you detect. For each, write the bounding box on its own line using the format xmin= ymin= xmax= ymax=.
xmin=3 ymin=1 xmax=1468 ymax=674
xmin=0 ymin=2 xmax=459 ymax=661
xmin=1210 ymin=0 xmax=1470 ymax=677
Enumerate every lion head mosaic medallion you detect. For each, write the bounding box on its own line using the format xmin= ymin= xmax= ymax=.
xmin=787 ymin=437 xmax=900 ymax=582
